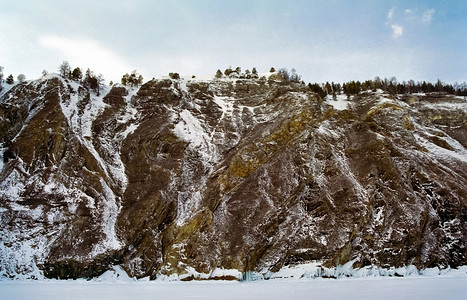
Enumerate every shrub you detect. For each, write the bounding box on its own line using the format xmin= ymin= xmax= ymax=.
xmin=224 ymin=67 xmax=233 ymax=76
xmin=169 ymin=73 xmax=180 ymax=79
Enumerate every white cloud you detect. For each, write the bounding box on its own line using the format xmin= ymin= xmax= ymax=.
xmin=38 ymin=35 xmax=132 ymax=81
xmin=422 ymin=9 xmax=435 ymax=24
xmin=392 ymin=24 xmax=403 ymax=38
xmin=387 ymin=8 xmax=395 ymax=19
xmin=404 ymin=7 xmax=435 ymax=24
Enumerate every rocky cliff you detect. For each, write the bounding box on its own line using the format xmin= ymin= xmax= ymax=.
xmin=0 ymin=74 xmax=466 ymax=280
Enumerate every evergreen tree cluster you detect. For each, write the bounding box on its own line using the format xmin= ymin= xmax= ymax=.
xmin=3 ymin=62 xmax=466 ymax=100
xmin=308 ymin=76 xmax=467 ymax=99
xmin=217 ymin=66 xmax=303 ymax=82
xmin=169 ymin=72 xmax=180 ymax=79
xmin=58 ymin=61 xmax=105 ymax=95
xmin=6 ymin=75 xmax=14 ymax=85
xmin=277 ymin=68 xmax=301 ymax=83
xmin=83 ymin=68 xmax=105 ymax=96
xmin=308 ymin=83 xmax=327 ymax=99
xmin=121 ymin=70 xmax=144 ymax=87
xmin=219 ymin=66 xmax=259 ymax=79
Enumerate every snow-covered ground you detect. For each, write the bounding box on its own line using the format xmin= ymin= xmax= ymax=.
xmin=2 ymin=265 xmax=466 ymax=299
xmin=1 ymin=276 xmax=466 ymax=300
xmin=325 ymin=94 xmax=353 ymax=110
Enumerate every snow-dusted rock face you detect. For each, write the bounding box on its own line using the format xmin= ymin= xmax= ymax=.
xmin=0 ymin=75 xmax=466 ymax=280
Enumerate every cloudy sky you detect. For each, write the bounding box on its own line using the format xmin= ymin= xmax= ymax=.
xmin=1 ymin=0 xmax=466 ymax=84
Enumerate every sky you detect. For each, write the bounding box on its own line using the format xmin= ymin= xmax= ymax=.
xmin=1 ymin=0 xmax=466 ymax=84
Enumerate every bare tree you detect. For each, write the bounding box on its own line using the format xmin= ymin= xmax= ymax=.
xmin=0 ymin=66 xmax=3 ymax=91
xmin=278 ymin=68 xmax=290 ymax=82
xmin=59 ymin=61 xmax=71 ymax=78
xmin=17 ymin=74 xmax=26 ymax=83
xmin=290 ymin=68 xmax=301 ymax=83
xmin=96 ymin=74 xmax=105 ymax=96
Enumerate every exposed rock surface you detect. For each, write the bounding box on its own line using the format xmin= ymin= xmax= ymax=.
xmin=0 ymin=74 xmax=466 ymax=279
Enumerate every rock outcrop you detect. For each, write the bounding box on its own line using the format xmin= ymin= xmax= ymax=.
xmin=0 ymin=74 xmax=466 ymax=279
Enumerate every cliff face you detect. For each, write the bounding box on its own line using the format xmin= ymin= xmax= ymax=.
xmin=0 ymin=75 xmax=466 ymax=279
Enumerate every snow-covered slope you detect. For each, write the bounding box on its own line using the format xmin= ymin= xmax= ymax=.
xmin=0 ymin=75 xmax=466 ymax=280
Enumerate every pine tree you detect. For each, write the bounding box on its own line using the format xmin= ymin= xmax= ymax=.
xmin=137 ymin=74 xmax=144 ymax=85
xmin=407 ymin=79 xmax=415 ymax=94
xmin=251 ymin=67 xmax=259 ymax=79
xmin=269 ymin=67 xmax=276 ymax=72
xmin=224 ymin=67 xmax=233 ymax=76
xmin=362 ymin=80 xmax=372 ymax=92
xmin=325 ymin=82 xmax=332 ymax=95
xmin=215 ymin=69 xmax=223 ymax=78
xmin=121 ymin=70 xmax=143 ymax=87
xmin=373 ymin=76 xmax=382 ymax=91
xmin=169 ymin=72 xmax=180 ymax=79
xmin=6 ymin=74 xmax=14 ymax=84
xmin=121 ymin=73 xmax=129 ymax=86
xmin=71 ymin=67 xmax=83 ymax=82
xmin=308 ymin=83 xmax=326 ymax=99
xmin=436 ymin=79 xmax=443 ymax=92
xmin=84 ymin=68 xmax=94 ymax=88
xmin=88 ymin=76 xmax=98 ymax=92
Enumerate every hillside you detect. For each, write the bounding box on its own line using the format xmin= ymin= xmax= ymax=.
xmin=0 ymin=74 xmax=466 ymax=280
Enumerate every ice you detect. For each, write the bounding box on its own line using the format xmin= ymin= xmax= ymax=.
xmin=212 ymin=96 xmax=234 ymax=119
xmin=172 ymin=107 xmax=218 ymax=225
xmin=0 ymin=145 xmax=4 ymax=173
xmin=173 ymin=107 xmax=222 ymax=169
xmin=174 ymin=109 xmax=210 ymax=151
xmin=1 ymin=275 xmax=466 ymax=300
xmin=157 ymin=267 xmax=243 ymax=281
xmin=95 ymin=266 xmax=135 ymax=283
xmin=91 ymin=179 xmax=122 ymax=256
xmin=58 ymin=77 xmax=111 ymax=179
xmin=95 ymin=87 xmax=140 ymax=191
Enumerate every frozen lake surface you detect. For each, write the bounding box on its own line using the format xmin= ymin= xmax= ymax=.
xmin=1 ymin=276 xmax=466 ymax=300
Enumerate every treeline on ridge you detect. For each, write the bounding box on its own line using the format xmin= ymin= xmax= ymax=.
xmin=1 ymin=64 xmax=466 ymax=99
xmin=308 ymin=77 xmax=467 ymax=99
